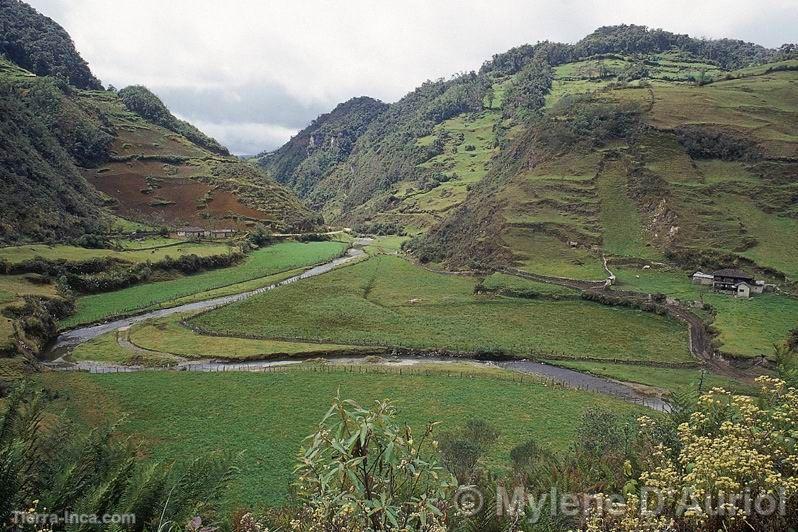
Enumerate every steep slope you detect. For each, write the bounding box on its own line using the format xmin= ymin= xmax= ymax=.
xmin=261 ymin=25 xmax=796 ymax=283
xmin=0 ymin=57 xmax=109 ymax=242
xmin=0 ymin=0 xmax=101 ymax=89
xmin=259 ymin=25 xmax=790 ymax=233
xmin=258 ymin=74 xmax=488 ymax=225
xmin=255 ymin=96 xmax=388 ymax=200
xmin=85 ymin=87 xmax=318 ymax=232
xmin=418 ymin=52 xmax=798 ymax=283
xmin=0 ymin=1 xmax=317 ymax=243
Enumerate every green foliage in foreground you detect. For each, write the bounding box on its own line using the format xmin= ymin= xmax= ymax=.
xmin=40 ymin=369 xmax=644 ymax=508
xmin=292 ymin=395 xmax=455 ymax=530
xmin=60 ymin=241 xmax=347 ymax=328
xmin=193 ymin=255 xmax=693 ymax=363
xmin=0 ymin=385 xmax=237 ymax=530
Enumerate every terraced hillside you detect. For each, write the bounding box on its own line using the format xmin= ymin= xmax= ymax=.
xmin=420 ymin=55 xmax=798 ymax=283
xmin=260 ymin=26 xmax=796 ymax=288
xmin=0 ymin=1 xmax=317 ymax=243
xmin=79 ymin=87 xmax=317 ymax=232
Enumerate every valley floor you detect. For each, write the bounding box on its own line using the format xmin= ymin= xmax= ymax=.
xmin=3 ymin=234 xmax=790 ymax=512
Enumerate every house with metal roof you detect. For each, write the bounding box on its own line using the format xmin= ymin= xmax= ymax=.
xmin=711 ymin=269 xmax=764 ymax=298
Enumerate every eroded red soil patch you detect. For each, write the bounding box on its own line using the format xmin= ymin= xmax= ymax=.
xmin=87 ymin=163 xmax=270 ymax=228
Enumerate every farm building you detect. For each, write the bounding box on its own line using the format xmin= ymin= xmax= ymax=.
xmin=691 ymin=271 xmax=714 ymax=285
xmin=176 ymin=226 xmax=208 ymax=239
xmin=210 ymin=228 xmax=236 ymax=238
xmin=175 ymin=227 xmax=236 ymax=240
xmin=710 ymin=269 xmax=765 ymax=298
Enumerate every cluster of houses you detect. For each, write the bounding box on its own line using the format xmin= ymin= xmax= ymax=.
xmin=175 ymin=227 xmax=236 ymax=240
xmin=692 ymin=268 xmax=768 ymax=298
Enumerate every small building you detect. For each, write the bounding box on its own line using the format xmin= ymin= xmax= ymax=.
xmin=176 ymin=226 xmax=208 ymax=239
xmin=210 ymin=228 xmax=236 ymax=239
xmin=712 ymin=269 xmax=761 ymax=298
xmin=712 ymin=269 xmax=754 ymax=292
xmin=692 ymin=271 xmax=714 ymax=285
xmin=735 ymin=282 xmax=751 ymax=299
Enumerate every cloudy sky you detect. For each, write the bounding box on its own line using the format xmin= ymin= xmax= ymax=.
xmin=27 ymin=0 xmax=798 ymax=155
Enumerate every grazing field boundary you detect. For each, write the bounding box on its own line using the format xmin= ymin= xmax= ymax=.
xmin=180 ymin=320 xmax=700 ymax=369
xmin=49 ymin=357 xmax=665 ymax=410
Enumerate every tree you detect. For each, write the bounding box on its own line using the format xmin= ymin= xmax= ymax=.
xmin=293 ymin=395 xmax=456 ymax=531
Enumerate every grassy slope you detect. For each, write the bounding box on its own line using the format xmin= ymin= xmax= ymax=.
xmin=418 ymin=58 xmax=797 ymax=289
xmin=613 ymin=266 xmax=798 ymax=358
xmin=0 ymin=274 xmax=58 ymax=351
xmin=595 ymin=159 xmax=662 ymax=260
xmin=192 ymin=255 xmax=693 ymax=363
xmin=60 ymin=241 xmax=347 ymax=328
xmin=40 ymin=369 xmax=645 ymax=508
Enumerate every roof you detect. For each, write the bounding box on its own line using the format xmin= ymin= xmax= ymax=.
xmin=713 ymin=268 xmax=754 ymax=280
xmin=177 ymin=226 xmax=206 ymax=232
xmin=693 ymin=272 xmax=714 ymax=278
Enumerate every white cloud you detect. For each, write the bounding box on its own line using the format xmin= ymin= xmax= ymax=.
xmin=26 ymin=0 xmax=798 ymax=153
xmin=182 ymin=118 xmax=298 ymax=156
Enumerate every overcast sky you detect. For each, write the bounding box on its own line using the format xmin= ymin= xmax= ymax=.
xmin=27 ymin=0 xmax=798 ymax=155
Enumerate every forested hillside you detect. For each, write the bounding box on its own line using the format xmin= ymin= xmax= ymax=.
xmin=0 ymin=2 xmax=318 ymax=243
xmin=262 ymin=25 xmax=798 ymax=283
xmin=0 ymin=0 xmax=101 ymax=89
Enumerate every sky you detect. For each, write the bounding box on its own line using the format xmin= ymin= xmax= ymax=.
xmin=27 ymin=0 xmax=798 ymax=155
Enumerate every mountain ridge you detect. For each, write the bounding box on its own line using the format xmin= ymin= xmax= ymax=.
xmin=257 ymin=24 xmax=798 ymax=283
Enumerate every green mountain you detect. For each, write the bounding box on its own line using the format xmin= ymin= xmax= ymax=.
xmin=260 ymin=25 xmax=798 ymax=283
xmin=0 ymin=0 xmax=101 ymax=89
xmin=0 ymin=2 xmax=317 ymax=243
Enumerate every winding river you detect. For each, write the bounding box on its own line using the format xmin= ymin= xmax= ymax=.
xmin=43 ymin=239 xmax=669 ymax=411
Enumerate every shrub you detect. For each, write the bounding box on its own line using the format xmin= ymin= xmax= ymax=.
xmin=676 ymin=125 xmax=760 ymax=161
xmin=438 ymin=419 xmax=499 ymax=484
xmin=589 ymin=377 xmax=798 ymax=531
xmin=291 ymin=395 xmax=455 ymax=530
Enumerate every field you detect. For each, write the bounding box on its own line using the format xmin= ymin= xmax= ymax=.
xmin=60 ymin=241 xmax=347 ymax=328
xmin=549 ymin=360 xmax=755 ymax=396
xmin=613 ymin=266 xmax=798 ymax=358
xmin=68 ymin=313 xmax=370 ymax=365
xmin=595 ymin=159 xmax=662 ymax=260
xmin=480 ymin=272 xmax=581 ymax=298
xmin=0 ymin=239 xmax=234 ymax=264
xmin=39 ymin=368 xmax=645 ymax=508
xmin=192 ymin=255 xmax=694 ymax=363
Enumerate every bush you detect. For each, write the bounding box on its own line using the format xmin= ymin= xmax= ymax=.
xmin=439 ymin=419 xmax=499 ymax=484
xmin=355 ymin=221 xmax=405 ymax=236
xmin=291 ymin=395 xmax=455 ymax=530
xmin=676 ymin=125 xmax=759 ymax=161
xmin=589 ymin=377 xmax=798 ymax=531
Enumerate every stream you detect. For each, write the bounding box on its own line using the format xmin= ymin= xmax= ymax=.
xmin=42 ymin=238 xmax=669 ymax=411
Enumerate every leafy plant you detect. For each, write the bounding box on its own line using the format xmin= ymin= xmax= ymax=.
xmin=292 ymin=394 xmax=456 ymax=530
